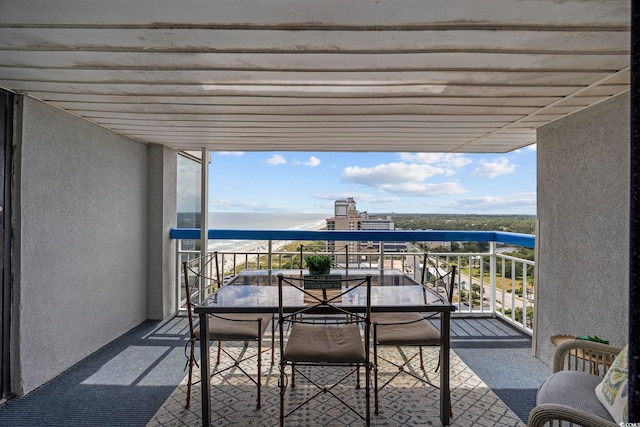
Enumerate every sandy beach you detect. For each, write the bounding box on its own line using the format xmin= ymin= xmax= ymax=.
xmin=215 ymin=220 xmax=325 ymax=275
xmin=217 ymin=240 xmax=301 ymax=274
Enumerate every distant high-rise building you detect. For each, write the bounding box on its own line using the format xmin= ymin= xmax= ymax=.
xmin=334 ymin=197 xmax=357 ymax=218
xmin=325 ymin=198 xmax=395 ymax=265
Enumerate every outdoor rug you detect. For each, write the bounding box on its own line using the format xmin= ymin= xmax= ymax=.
xmin=147 ymin=342 xmax=525 ymax=426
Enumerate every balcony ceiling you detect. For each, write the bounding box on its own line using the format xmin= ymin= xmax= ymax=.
xmin=0 ymin=0 xmax=631 ymax=153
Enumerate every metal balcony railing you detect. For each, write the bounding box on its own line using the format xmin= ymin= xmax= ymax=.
xmin=170 ymin=229 xmax=535 ymax=332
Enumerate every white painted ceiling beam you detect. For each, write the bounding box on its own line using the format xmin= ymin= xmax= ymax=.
xmin=0 ymin=0 xmax=631 ymax=153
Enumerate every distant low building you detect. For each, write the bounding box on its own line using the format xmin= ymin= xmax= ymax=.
xmin=424 ymin=240 xmax=452 ymax=250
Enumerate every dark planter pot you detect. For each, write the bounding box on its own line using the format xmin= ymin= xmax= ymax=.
xmin=308 ymin=268 xmax=331 ymax=276
xmin=303 ymin=273 xmax=341 ymax=289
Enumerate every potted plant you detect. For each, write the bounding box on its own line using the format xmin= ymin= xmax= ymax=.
xmin=304 ymin=254 xmax=333 ymax=275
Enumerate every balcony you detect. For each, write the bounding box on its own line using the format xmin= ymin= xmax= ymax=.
xmin=0 ymin=228 xmax=546 ymax=425
xmin=170 ymin=228 xmax=536 ymax=333
xmin=0 ymin=2 xmax=635 ymax=421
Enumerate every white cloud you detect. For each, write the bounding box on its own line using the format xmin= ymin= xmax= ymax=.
xmin=514 ymin=144 xmax=537 ymax=154
xmin=312 ymin=192 xmax=399 ymax=204
xmin=445 ymin=193 xmax=536 ymax=213
xmin=266 ymin=154 xmax=287 ymax=165
xmin=378 ymin=182 xmax=467 ymax=196
xmin=294 ymin=156 xmax=321 ymax=167
xmin=340 ymin=162 xmax=467 ymax=196
xmin=342 ymin=162 xmax=445 ymax=185
xmin=471 ymin=157 xmax=516 ymax=178
xmin=217 ymin=151 xmax=244 ymax=156
xmin=304 ymin=156 xmax=321 ymax=167
xmin=399 ymin=153 xmax=473 ymax=168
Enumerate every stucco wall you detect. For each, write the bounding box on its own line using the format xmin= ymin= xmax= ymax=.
xmin=535 ymin=92 xmax=629 ymax=364
xmin=12 ymin=97 xmax=152 ymax=394
xmin=147 ymin=144 xmax=176 ymax=320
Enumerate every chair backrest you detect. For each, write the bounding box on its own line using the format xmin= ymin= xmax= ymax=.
xmin=182 ymin=251 xmax=221 ymax=335
xmin=445 ymin=265 xmax=457 ymax=303
xmin=277 ymin=274 xmax=372 ymax=329
xmin=422 ymin=254 xmax=457 ymax=303
xmin=277 ymin=273 xmax=372 ymax=364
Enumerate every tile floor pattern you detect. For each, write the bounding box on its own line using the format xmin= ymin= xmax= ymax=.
xmin=147 ymin=340 xmax=525 ymax=427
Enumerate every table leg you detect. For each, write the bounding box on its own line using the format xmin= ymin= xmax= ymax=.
xmin=440 ymin=311 xmax=451 ymax=426
xmin=199 ymin=313 xmax=211 ymax=426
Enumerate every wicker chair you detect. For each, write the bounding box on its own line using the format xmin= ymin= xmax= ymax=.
xmin=528 ymin=339 xmax=622 ymax=427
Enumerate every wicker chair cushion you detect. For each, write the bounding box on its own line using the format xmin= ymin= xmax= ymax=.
xmin=372 ymin=312 xmax=440 ymax=346
xmin=537 ymin=370 xmax=614 ymax=422
xmin=284 ymin=323 xmax=366 ymax=363
xmin=194 ymin=313 xmax=271 ymax=341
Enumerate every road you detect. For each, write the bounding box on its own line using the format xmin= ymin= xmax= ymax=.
xmin=421 ymin=255 xmax=527 ymax=313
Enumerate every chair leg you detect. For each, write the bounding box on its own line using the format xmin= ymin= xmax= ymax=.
xmin=185 ymin=340 xmax=196 ymax=409
xmin=373 ymin=343 xmax=380 ymax=415
xmin=271 ymin=316 xmax=275 ymax=365
xmin=278 ymin=361 xmax=286 ymax=427
xmin=419 ymin=346 xmax=424 ymax=370
xmin=291 ymin=362 xmax=296 ymax=388
xmin=256 ymin=335 xmax=262 ymax=410
xmin=365 ymin=362 xmax=372 ymax=427
xmin=216 ymin=341 xmax=222 ymax=365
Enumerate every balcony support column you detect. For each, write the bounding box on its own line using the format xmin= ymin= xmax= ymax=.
xmin=200 ymin=148 xmax=209 ymax=261
xmin=489 ymin=242 xmax=497 ymax=317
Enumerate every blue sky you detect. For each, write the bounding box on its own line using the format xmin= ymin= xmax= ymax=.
xmin=192 ymin=146 xmax=537 ymax=215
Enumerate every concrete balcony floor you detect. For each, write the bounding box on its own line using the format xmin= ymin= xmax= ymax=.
xmin=0 ymin=317 xmax=550 ymax=426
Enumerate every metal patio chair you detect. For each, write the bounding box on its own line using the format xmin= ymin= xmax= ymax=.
xmin=277 ymin=273 xmax=373 ymax=426
xmin=182 ymin=252 xmax=275 ymax=409
xmin=371 ymin=259 xmax=456 ymax=416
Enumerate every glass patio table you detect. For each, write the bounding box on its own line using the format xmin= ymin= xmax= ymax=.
xmin=194 ymin=268 xmax=454 ymax=426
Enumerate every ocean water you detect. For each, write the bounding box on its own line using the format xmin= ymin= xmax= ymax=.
xmin=209 ymin=212 xmax=328 ymax=230
xmin=206 ymin=212 xmax=328 ymax=252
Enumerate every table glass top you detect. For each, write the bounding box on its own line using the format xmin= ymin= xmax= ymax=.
xmin=196 ymin=269 xmax=451 ymax=312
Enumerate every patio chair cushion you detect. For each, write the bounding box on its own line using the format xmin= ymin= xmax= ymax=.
xmin=372 ymin=312 xmax=440 ymax=346
xmin=595 ymin=344 xmax=628 ymax=423
xmin=537 ymin=370 xmax=614 ymax=423
xmin=284 ymin=323 xmax=366 ymax=363
xmin=194 ymin=313 xmax=271 ymax=341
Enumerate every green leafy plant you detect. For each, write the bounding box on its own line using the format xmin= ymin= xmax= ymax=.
xmin=304 ymin=254 xmax=333 ymax=275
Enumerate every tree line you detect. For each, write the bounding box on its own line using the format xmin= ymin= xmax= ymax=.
xmin=392 ymin=214 xmax=535 ymax=235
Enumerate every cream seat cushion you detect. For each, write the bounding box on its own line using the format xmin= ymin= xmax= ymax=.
xmin=372 ymin=312 xmax=440 ymax=346
xmin=284 ymin=323 xmax=366 ymax=363
xmin=194 ymin=313 xmax=271 ymax=341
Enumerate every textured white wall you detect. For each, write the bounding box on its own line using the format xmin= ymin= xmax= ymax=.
xmin=13 ymin=97 xmax=150 ymax=394
xmin=535 ymin=92 xmax=629 ymax=364
xmin=147 ymin=144 xmax=176 ymax=320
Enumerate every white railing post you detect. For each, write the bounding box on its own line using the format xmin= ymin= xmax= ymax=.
xmin=522 ymin=260 xmax=528 ymax=329
xmin=489 ymin=241 xmax=497 ymax=316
